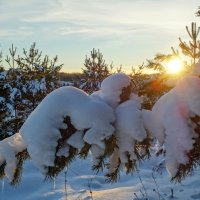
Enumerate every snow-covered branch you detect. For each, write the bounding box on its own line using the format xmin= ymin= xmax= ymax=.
xmin=0 ymin=72 xmax=200 ymax=185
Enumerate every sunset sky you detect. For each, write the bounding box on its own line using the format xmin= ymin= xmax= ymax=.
xmin=0 ymin=0 xmax=199 ymax=72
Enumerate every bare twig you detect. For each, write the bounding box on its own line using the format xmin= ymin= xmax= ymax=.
xmin=136 ymin=168 xmax=149 ymax=200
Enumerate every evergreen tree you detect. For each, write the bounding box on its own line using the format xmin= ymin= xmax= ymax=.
xmin=136 ymin=23 xmax=200 ymax=109
xmin=195 ymin=6 xmax=200 ymax=17
xmin=179 ymin=22 xmax=200 ymax=66
xmin=0 ymin=57 xmax=12 ymax=140
xmin=146 ymin=22 xmax=200 ymax=74
xmin=129 ymin=62 xmax=173 ymax=110
xmin=14 ymin=43 xmax=63 ymax=111
xmin=0 ymin=43 xmax=63 ymax=139
xmin=133 ymin=23 xmax=200 ymax=182
xmin=6 ymin=67 xmax=25 ymax=134
xmin=80 ymin=48 xmax=111 ymax=93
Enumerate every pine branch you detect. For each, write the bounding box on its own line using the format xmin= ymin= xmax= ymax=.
xmin=45 ymin=116 xmax=78 ymax=180
xmin=79 ymin=143 xmax=91 ymax=159
xmin=45 ymin=146 xmax=77 ymax=181
xmin=124 ymin=153 xmax=137 ymax=174
xmin=0 ymin=162 xmax=6 ymax=179
xmin=171 ymin=116 xmax=200 ymax=182
xmin=92 ymin=155 xmax=106 ymax=173
xmin=10 ymin=149 xmax=30 ymax=186
xmin=105 ymin=159 xmax=121 ymax=183
xmin=92 ymin=135 xmax=117 ymax=174
xmin=104 ymin=135 xmax=117 ymax=156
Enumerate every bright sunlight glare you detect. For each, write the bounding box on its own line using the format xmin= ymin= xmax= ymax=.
xmin=165 ymin=59 xmax=183 ymax=74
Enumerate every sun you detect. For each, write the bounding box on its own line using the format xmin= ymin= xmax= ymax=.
xmin=164 ymin=58 xmax=183 ymax=74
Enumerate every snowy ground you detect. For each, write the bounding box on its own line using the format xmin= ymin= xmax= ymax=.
xmin=1 ymin=156 xmax=200 ymax=200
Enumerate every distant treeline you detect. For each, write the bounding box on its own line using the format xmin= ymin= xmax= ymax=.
xmin=58 ymin=72 xmax=85 ymax=82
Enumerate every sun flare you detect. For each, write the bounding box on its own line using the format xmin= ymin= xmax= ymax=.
xmin=164 ymin=59 xmax=183 ymax=74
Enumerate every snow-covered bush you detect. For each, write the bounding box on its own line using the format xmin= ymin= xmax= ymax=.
xmin=0 ymin=73 xmax=150 ymax=185
xmin=145 ymin=73 xmax=200 ymax=182
xmin=0 ymin=70 xmax=200 ymax=186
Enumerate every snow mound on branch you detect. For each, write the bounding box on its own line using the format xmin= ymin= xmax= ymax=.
xmin=91 ymin=73 xmax=132 ymax=108
xmin=149 ymin=74 xmax=200 ymax=177
xmin=175 ymin=75 xmax=200 ymax=116
xmin=20 ymin=86 xmax=115 ymax=173
xmin=0 ymin=133 xmax=26 ymax=179
xmin=193 ymin=61 xmax=200 ymax=76
xmin=115 ymin=97 xmax=147 ymax=164
xmin=101 ymin=73 xmax=131 ymax=108
xmin=67 ymin=131 xmax=85 ymax=149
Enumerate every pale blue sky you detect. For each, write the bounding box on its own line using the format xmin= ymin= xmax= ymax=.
xmin=0 ymin=0 xmax=199 ymax=72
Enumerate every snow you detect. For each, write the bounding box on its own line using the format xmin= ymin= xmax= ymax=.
xmin=95 ymin=73 xmax=132 ymax=108
xmin=56 ymin=144 xmax=69 ymax=158
xmin=164 ymin=77 xmax=177 ymax=87
xmin=116 ymin=97 xmax=145 ymax=142
xmin=1 ymin=157 xmax=200 ymax=200
xmin=0 ymin=71 xmax=7 ymax=79
xmin=193 ymin=61 xmax=200 ymax=76
xmin=148 ymin=74 xmax=200 ymax=177
xmin=142 ymin=109 xmax=154 ymax=136
xmin=0 ymin=72 xmax=200 ymax=199
xmin=0 ymin=97 xmax=5 ymax=103
xmin=27 ymin=78 xmax=47 ymax=96
xmin=58 ymin=80 xmax=74 ymax=87
xmin=0 ymin=73 xmax=133 ymax=180
xmin=19 ymin=86 xmax=115 ymax=173
xmin=90 ymin=145 xmax=104 ymax=166
xmin=0 ymin=133 xmax=26 ymax=180
xmin=114 ymin=97 xmax=147 ymax=164
xmin=10 ymin=88 xmax=21 ymax=101
xmin=67 ymin=131 xmax=85 ymax=149
xmin=175 ymin=74 xmax=200 ymax=116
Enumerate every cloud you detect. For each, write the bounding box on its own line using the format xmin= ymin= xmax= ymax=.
xmin=0 ymin=0 xmax=199 ymax=73
xmin=0 ymin=0 xmax=198 ymax=40
xmin=0 ymin=29 xmax=33 ymax=38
